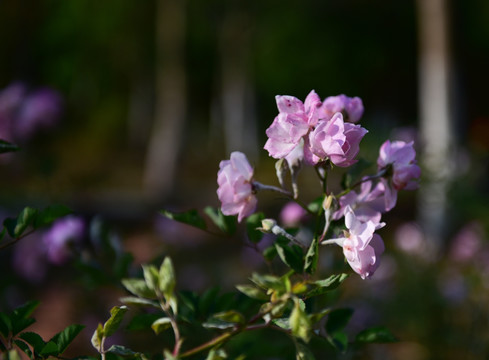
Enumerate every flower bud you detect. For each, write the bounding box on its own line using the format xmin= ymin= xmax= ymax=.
xmin=260 ymin=218 xmax=277 ymax=233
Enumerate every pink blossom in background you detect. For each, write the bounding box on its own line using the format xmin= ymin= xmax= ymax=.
xmin=43 ymin=216 xmax=85 ymax=265
xmin=280 ymin=201 xmax=307 ymax=227
xmin=394 ymin=222 xmax=425 ymax=256
xmin=449 ymin=222 xmax=483 ymax=263
xmin=264 ymin=90 xmax=321 ymax=159
xmin=12 ymin=232 xmax=48 ymax=283
xmin=377 ymin=140 xmax=421 ymax=211
xmin=333 ymin=180 xmax=386 ymax=224
xmin=307 ymin=112 xmax=368 ymax=167
xmin=0 ymin=82 xmax=26 ymax=141
xmin=332 ymin=206 xmax=385 ymax=279
xmin=217 ymin=151 xmax=257 ymax=222
xmin=320 ymin=94 xmax=364 ymax=123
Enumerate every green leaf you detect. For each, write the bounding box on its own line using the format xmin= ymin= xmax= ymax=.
xmin=289 ymin=298 xmax=312 ymax=343
xmin=91 ymin=323 xmax=104 ymax=352
xmin=202 ymin=319 xmax=235 ymax=330
xmin=33 ymin=205 xmax=72 ymax=229
xmin=39 ymin=341 xmax=59 ymax=357
xmin=142 ymin=264 xmax=160 ymax=291
xmin=262 ymin=245 xmax=277 ymax=261
xmin=304 ymin=237 xmax=319 ymax=275
xmin=295 ymin=342 xmax=315 ymax=360
xmin=204 ymin=207 xmax=236 ymax=235
xmin=151 ymin=317 xmax=172 ymax=335
xmin=159 ymin=257 xmax=176 ymax=299
xmin=4 ymin=207 xmax=38 ymax=238
xmin=246 ymin=212 xmax=265 ymax=243
xmin=18 ymin=332 xmax=46 ymax=354
xmin=10 ymin=300 xmax=40 ymax=336
xmin=122 ymin=278 xmax=157 ymax=299
xmin=355 ymin=326 xmax=398 ymax=343
xmin=50 ymin=324 xmax=85 ymax=354
xmin=309 ymin=308 xmax=332 ymax=325
xmin=307 ymin=196 xmax=325 ymax=214
xmin=119 ymin=297 xmax=159 ymax=309
xmin=206 ymin=348 xmax=228 ymax=360
xmin=160 ymin=209 xmax=206 ymax=230
xmin=250 ymin=273 xmax=285 ymax=293
xmin=212 ymin=310 xmax=245 ymax=325
xmin=0 ymin=312 xmax=12 ymax=337
xmin=14 ymin=339 xmax=34 ymax=359
xmin=306 ymin=274 xmax=349 ymax=297
xmin=164 ymin=349 xmax=178 ymax=360
xmin=275 ymin=242 xmax=304 ymax=274
xmin=236 ymin=285 xmax=268 ymax=301
xmin=326 ymin=308 xmax=354 ymax=335
xmin=103 ymin=306 xmax=128 ymax=337
xmin=329 ymin=331 xmax=348 ymax=352
xmin=107 ymin=344 xmax=140 ymax=357
xmin=0 ymin=139 xmax=20 ymax=153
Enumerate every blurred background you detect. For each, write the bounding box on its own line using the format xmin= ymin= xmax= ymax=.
xmin=1 ymin=0 xmax=489 ymax=359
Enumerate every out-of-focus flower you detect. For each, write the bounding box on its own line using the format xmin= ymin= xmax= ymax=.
xmin=217 ymin=151 xmax=257 ymax=222
xmin=0 ymin=82 xmax=26 ymax=141
xmin=320 ymin=94 xmax=364 ymax=123
xmin=449 ymin=222 xmax=483 ymax=263
xmin=377 ymin=140 xmax=421 ymax=211
xmin=327 ymin=206 xmax=385 ymax=279
xmin=333 ymin=179 xmax=385 ymax=224
xmin=264 ymin=90 xmax=321 ymax=159
xmin=307 ymin=112 xmax=368 ymax=167
xmin=12 ymin=232 xmax=48 ymax=283
xmin=43 ymin=216 xmax=85 ymax=265
xmin=394 ymin=222 xmax=426 ymax=256
xmin=280 ymin=201 xmax=307 ymax=228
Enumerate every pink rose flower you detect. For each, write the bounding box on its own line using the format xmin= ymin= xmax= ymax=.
xmin=217 ymin=151 xmax=257 ymax=222
xmin=264 ymin=90 xmax=321 ymax=159
xmin=306 ymin=112 xmax=368 ymax=167
xmin=377 ymin=140 xmax=421 ymax=211
xmin=321 ymin=94 xmax=364 ymax=123
xmin=332 ymin=206 xmax=385 ymax=279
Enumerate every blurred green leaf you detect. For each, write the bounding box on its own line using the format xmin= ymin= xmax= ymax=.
xmin=160 ymin=209 xmax=206 ymax=230
xmin=33 ymin=205 xmax=72 ymax=229
xmin=13 ymin=339 xmax=34 ymax=359
xmin=326 ymin=308 xmax=354 ymax=335
xmin=120 ymin=297 xmax=159 ymax=309
xmin=307 ymin=196 xmax=325 ymax=214
xmin=0 ymin=139 xmax=20 ymax=153
xmin=206 ymin=348 xmax=228 ymax=360
xmin=159 ymin=257 xmax=176 ymax=299
xmin=295 ymin=342 xmax=315 ymax=360
xmin=126 ymin=313 xmax=161 ymax=331
xmin=304 ymin=237 xmax=318 ymax=275
xmin=355 ymin=326 xmax=398 ymax=343
xmin=0 ymin=313 xmax=11 ymax=338
xmin=39 ymin=341 xmax=59 ymax=357
xmin=262 ymin=246 xmax=277 ymax=261
xmin=151 ymin=317 xmax=172 ymax=335
xmin=107 ymin=345 xmax=140 ymax=357
xmin=19 ymin=332 xmax=46 ymax=354
xmin=289 ymin=298 xmax=311 ymax=343
xmin=122 ymin=279 xmax=157 ymax=299
xmin=236 ymin=285 xmax=268 ymax=301
xmin=250 ymin=273 xmax=285 ymax=293
xmin=142 ymin=264 xmax=159 ymax=291
xmin=329 ymin=331 xmax=348 ymax=352
xmin=204 ymin=207 xmax=237 ymax=235
xmin=212 ymin=310 xmax=245 ymax=325
xmin=306 ymin=274 xmax=349 ymax=297
xmin=275 ymin=242 xmax=304 ymax=274
xmin=103 ymin=306 xmax=128 ymax=337
xmin=50 ymin=324 xmax=85 ymax=354
xmin=246 ymin=212 xmax=265 ymax=243
xmin=4 ymin=207 xmax=38 ymax=238
xmin=91 ymin=323 xmax=104 ymax=352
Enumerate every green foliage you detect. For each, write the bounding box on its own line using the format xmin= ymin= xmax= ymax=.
xmin=325 ymin=308 xmax=354 ymax=352
xmin=246 ymin=212 xmax=265 ymax=243
xmin=355 ymin=326 xmax=398 ymax=343
xmin=0 ymin=139 xmax=20 ymax=153
xmin=204 ymin=207 xmax=237 ymax=235
xmin=160 ymin=209 xmax=207 ymax=230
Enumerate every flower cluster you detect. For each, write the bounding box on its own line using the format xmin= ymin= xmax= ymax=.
xmin=216 ymin=90 xmax=421 ymax=279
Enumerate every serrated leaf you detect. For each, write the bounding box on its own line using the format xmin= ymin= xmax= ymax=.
xmin=306 ymin=274 xmax=349 ymax=297
xmin=159 ymin=257 xmax=176 ymax=299
xmin=107 ymin=344 xmax=139 ymax=357
xmin=326 ymin=308 xmax=354 ymax=335
xmin=33 ymin=205 xmax=72 ymax=229
xmin=91 ymin=323 xmax=104 ymax=351
xmin=275 ymin=242 xmax=304 ymax=274
xmin=119 ymin=297 xmax=159 ymax=309
xmin=355 ymin=326 xmax=398 ymax=343
xmin=122 ymin=279 xmax=157 ymax=299
xmin=151 ymin=317 xmax=172 ymax=334
xmin=304 ymin=237 xmax=318 ymax=275
xmin=204 ymin=207 xmax=237 ymax=235
xmin=50 ymin=324 xmax=85 ymax=354
xmin=295 ymin=342 xmax=315 ymax=360
xmin=0 ymin=139 xmax=19 ymax=153
xmin=103 ymin=306 xmax=128 ymax=337
xmin=11 ymin=318 xmax=36 ymax=337
xmin=289 ymin=299 xmax=311 ymax=343
xmin=246 ymin=212 xmax=265 ymax=243
xmin=236 ymin=285 xmax=268 ymax=301
xmin=160 ymin=209 xmax=206 ymax=230
xmin=39 ymin=341 xmax=59 ymax=357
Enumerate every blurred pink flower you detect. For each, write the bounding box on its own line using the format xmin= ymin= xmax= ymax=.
xmin=377 ymin=140 xmax=421 ymax=211
xmin=43 ymin=216 xmax=85 ymax=265
xmin=280 ymin=201 xmax=306 ymax=227
xmin=264 ymin=90 xmax=321 ymax=159
xmin=306 ymin=113 xmax=367 ymax=167
xmin=320 ymin=94 xmax=364 ymax=123
xmin=332 ymin=206 xmax=385 ymax=279
xmin=394 ymin=222 xmax=425 ymax=256
xmin=217 ymin=151 xmax=257 ymax=222
xmin=12 ymin=232 xmax=48 ymax=283
xmin=449 ymin=222 xmax=483 ymax=263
